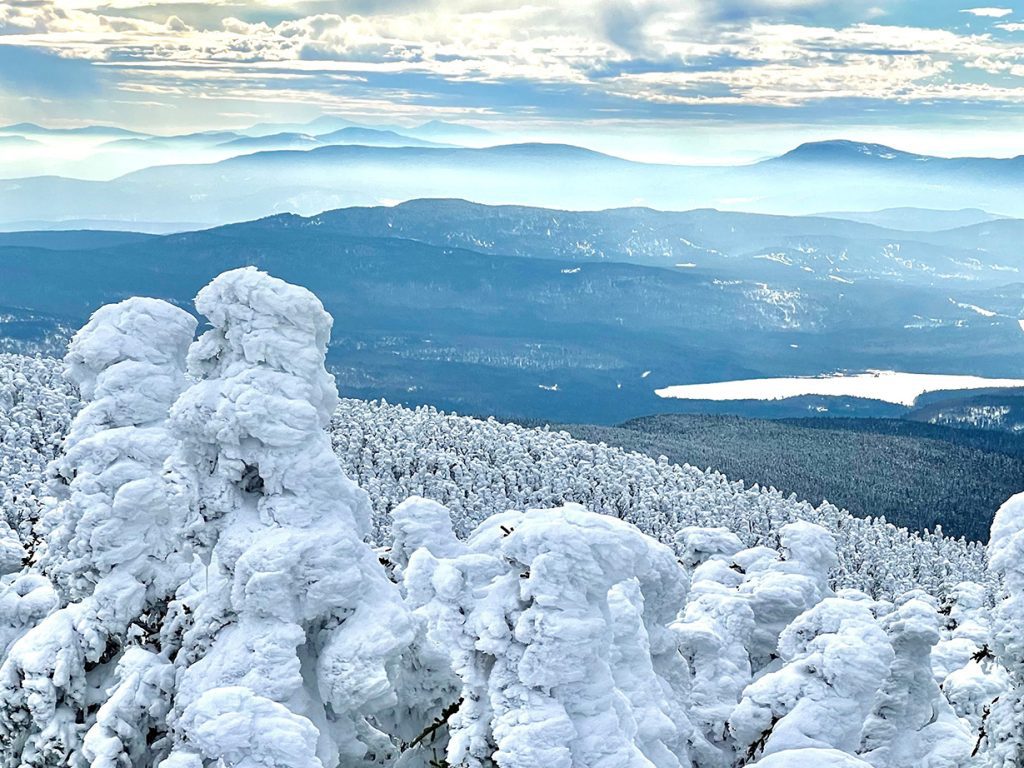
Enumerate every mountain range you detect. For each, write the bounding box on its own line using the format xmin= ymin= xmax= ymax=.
xmin=2 ymin=136 xmax=1024 ymax=229
xmin=2 ymin=199 xmax=1023 ymax=422
xmin=0 ymin=117 xmax=489 ymax=182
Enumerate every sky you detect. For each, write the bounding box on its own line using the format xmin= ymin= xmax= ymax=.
xmin=3 ymin=0 xmax=1024 ymax=161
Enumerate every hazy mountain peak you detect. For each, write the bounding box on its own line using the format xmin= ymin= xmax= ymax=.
xmin=776 ymin=139 xmax=927 ymax=163
xmin=0 ymin=122 xmax=146 ymax=137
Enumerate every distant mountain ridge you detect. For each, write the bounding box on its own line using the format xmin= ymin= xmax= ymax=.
xmin=816 ymin=207 xmax=1005 ymax=231
xmin=0 ymin=122 xmax=147 ymax=138
xmin=221 ymin=198 xmax=1024 ymax=286
xmin=3 ymin=136 xmax=1024 ymax=226
xmin=1 ymin=200 xmax=1023 ymax=422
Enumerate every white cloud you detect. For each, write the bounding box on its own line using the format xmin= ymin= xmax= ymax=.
xmin=6 ymin=0 xmax=1024 ymax=127
xmin=960 ymin=7 xmax=1014 ymax=17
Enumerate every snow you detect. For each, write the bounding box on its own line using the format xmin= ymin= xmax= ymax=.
xmin=950 ymin=298 xmax=998 ymax=317
xmin=407 ymin=503 xmax=696 ymax=768
xmin=656 ymin=369 xmax=1024 ymax=406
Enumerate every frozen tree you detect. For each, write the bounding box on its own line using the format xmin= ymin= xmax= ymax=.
xmin=81 ymin=648 xmax=176 ymax=768
xmin=0 ymin=298 xmax=195 ymax=768
xmin=729 ymin=596 xmax=893 ymax=764
xmin=0 ymin=519 xmax=25 ymax=576
xmin=379 ymin=497 xmax=463 ymax=768
xmin=672 ymin=527 xmax=752 ymax=767
xmin=858 ymin=592 xmax=972 ymax=767
xmin=0 ymin=573 xmax=57 ymax=655
xmin=0 ymin=354 xmax=79 ymax=555
xmin=160 ymin=268 xmax=413 ymax=768
xmin=737 ymin=521 xmax=838 ymax=669
xmin=933 ymin=582 xmax=1003 ymax=731
xmin=389 ymin=496 xmax=464 ymax=581
xmin=408 ymin=503 xmax=696 ymax=768
xmin=983 ymin=492 xmax=1024 ymax=767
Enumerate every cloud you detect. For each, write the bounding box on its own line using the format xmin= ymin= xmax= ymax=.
xmin=0 ymin=0 xmax=67 ymax=34
xmin=0 ymin=45 xmax=101 ymax=96
xmin=5 ymin=0 xmax=1024 ymax=132
xmin=960 ymin=7 xmax=1014 ymax=16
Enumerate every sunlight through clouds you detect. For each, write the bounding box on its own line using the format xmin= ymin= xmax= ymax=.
xmin=3 ymin=0 xmax=1024 ymax=150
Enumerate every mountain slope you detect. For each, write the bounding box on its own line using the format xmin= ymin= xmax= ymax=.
xmin=2 ymin=206 xmax=1024 ymax=422
xmin=558 ymin=413 xmax=1023 ymax=541
xmin=227 ymin=199 xmax=1024 ymax=284
xmin=817 ymin=207 xmax=1004 ymax=231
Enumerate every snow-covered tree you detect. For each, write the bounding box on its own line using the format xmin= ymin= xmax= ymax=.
xmin=380 ymin=497 xmax=463 ymax=768
xmin=0 ymin=573 xmax=57 ymax=656
xmin=0 ymin=297 xmax=196 ymax=768
xmin=737 ymin=521 xmax=838 ymax=670
xmin=0 ymin=354 xmax=79 ymax=557
xmin=672 ymin=527 xmax=752 ymax=767
xmin=933 ymin=582 xmax=1003 ymax=731
xmin=858 ymin=592 xmax=972 ymax=767
xmin=160 ymin=267 xmax=413 ymax=768
xmin=983 ymin=492 xmax=1024 ymax=767
xmin=729 ymin=596 xmax=893 ymax=765
xmin=407 ymin=502 xmax=697 ymax=768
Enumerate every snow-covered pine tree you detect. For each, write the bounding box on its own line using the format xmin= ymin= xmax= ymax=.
xmin=728 ymin=595 xmax=893 ymax=765
xmin=858 ymin=591 xmax=971 ymax=767
xmin=737 ymin=521 xmax=838 ymax=670
xmin=406 ymin=502 xmax=699 ymax=768
xmin=0 ymin=354 xmax=79 ymax=558
xmin=672 ymin=527 xmax=752 ymax=768
xmin=983 ymin=492 xmax=1024 ymax=767
xmin=0 ymin=297 xmax=196 ymax=768
xmin=933 ymin=582 xmax=1003 ymax=731
xmin=159 ymin=267 xmax=413 ymax=768
xmin=382 ymin=497 xmax=464 ymax=767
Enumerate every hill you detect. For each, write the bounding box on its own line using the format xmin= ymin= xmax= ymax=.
xmin=817 ymin=207 xmax=1004 ymax=231
xmin=555 ymin=413 xmax=1023 ymax=541
xmin=1 ymin=201 xmax=1024 ymax=422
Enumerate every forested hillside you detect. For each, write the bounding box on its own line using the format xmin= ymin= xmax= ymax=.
xmin=0 ymin=271 xmax=1016 ymax=768
xmin=4 ymin=201 xmax=1024 ymax=423
xmin=555 ymin=413 xmax=1024 ymax=541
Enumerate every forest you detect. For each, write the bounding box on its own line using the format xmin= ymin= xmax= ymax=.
xmin=554 ymin=413 xmax=1024 ymax=541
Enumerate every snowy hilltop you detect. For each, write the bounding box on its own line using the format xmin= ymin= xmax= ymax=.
xmin=0 ymin=267 xmax=1018 ymax=767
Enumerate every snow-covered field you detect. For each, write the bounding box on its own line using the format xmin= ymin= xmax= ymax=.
xmin=656 ymin=369 xmax=1024 ymax=406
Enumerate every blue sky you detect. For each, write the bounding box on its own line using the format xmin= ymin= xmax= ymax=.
xmin=3 ymin=0 xmax=1024 ymax=160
